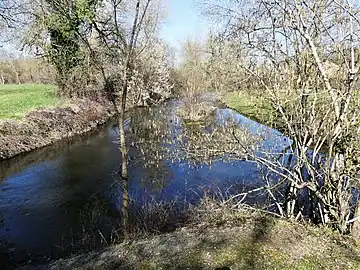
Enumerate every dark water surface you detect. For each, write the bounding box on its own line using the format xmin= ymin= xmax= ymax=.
xmin=0 ymin=99 xmax=288 ymax=265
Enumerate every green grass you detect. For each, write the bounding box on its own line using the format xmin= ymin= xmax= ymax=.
xmin=222 ymin=90 xmax=360 ymax=133
xmin=0 ymin=84 xmax=68 ymax=119
xmin=221 ymin=91 xmax=276 ymax=126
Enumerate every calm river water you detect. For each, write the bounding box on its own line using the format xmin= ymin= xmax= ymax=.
xmin=0 ymin=98 xmax=288 ymax=266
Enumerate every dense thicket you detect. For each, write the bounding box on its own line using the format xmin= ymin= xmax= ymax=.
xmin=176 ymin=0 xmax=360 ymax=235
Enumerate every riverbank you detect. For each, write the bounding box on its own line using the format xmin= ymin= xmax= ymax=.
xmin=17 ymin=202 xmax=360 ymax=270
xmin=220 ymin=91 xmax=280 ymax=129
xmin=221 ymin=91 xmax=360 ymax=154
xmin=2 ymin=92 xmax=359 ymax=269
xmin=0 ymin=97 xmax=115 ymax=160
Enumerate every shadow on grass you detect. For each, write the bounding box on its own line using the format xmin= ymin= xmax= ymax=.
xmin=22 ymin=212 xmax=360 ymax=269
xmin=177 ymin=215 xmax=276 ymax=270
xmin=243 ymin=215 xmax=276 ymax=269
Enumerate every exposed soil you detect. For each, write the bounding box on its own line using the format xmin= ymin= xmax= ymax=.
xmin=0 ymin=98 xmax=115 ymax=160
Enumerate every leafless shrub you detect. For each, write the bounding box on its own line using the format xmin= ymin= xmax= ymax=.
xmin=202 ymin=0 xmax=360 ymax=235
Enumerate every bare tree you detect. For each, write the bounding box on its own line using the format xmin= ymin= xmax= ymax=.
xmin=0 ymin=0 xmax=31 ymax=45
xmin=201 ymin=0 xmax=360 ymax=234
xmin=88 ymin=0 xmax=172 ymax=235
xmin=16 ymin=0 xmax=172 ymax=235
xmin=0 ymin=0 xmax=15 ymax=28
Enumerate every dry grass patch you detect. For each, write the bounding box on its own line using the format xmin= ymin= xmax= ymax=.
xmin=24 ymin=200 xmax=360 ymax=269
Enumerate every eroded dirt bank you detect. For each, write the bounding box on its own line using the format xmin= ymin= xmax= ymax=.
xmin=0 ymin=98 xmax=115 ymax=160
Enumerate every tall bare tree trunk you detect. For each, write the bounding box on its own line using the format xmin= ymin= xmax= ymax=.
xmin=86 ymin=0 xmax=152 ymax=237
xmin=119 ymin=0 xmax=141 ymax=238
xmin=119 ymin=65 xmax=130 ymax=237
xmin=119 ymin=95 xmax=129 ymax=236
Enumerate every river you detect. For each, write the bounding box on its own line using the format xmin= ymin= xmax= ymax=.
xmin=0 ymin=97 xmax=288 ymax=266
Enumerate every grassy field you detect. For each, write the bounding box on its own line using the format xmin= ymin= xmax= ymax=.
xmin=221 ymin=91 xmax=276 ymax=126
xmin=221 ymin=90 xmax=360 ymax=129
xmin=0 ymin=84 xmax=67 ymax=119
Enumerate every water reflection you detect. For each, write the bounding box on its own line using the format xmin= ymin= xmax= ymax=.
xmin=0 ymin=99 xmax=287 ymax=265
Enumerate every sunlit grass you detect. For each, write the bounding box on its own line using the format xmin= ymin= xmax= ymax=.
xmin=222 ymin=91 xmax=275 ymax=126
xmin=0 ymin=84 xmax=69 ymax=119
xmin=222 ymin=89 xmax=360 ymax=129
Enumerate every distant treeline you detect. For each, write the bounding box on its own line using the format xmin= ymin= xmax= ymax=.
xmin=0 ymin=58 xmax=55 ymax=84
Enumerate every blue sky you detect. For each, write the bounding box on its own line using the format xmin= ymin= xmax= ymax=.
xmin=160 ymin=0 xmax=209 ymax=50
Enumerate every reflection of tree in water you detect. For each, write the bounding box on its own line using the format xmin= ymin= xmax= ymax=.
xmin=0 ymin=211 xmax=12 ymax=266
xmin=56 ymin=194 xmax=121 ymax=256
xmin=126 ymin=106 xmax=175 ymax=191
xmin=111 ymin=104 xmax=265 ymax=237
xmin=172 ymin=118 xmax=259 ymax=165
xmin=0 ymin=126 xmax=111 ymax=182
xmin=128 ymin=105 xmax=260 ymax=169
